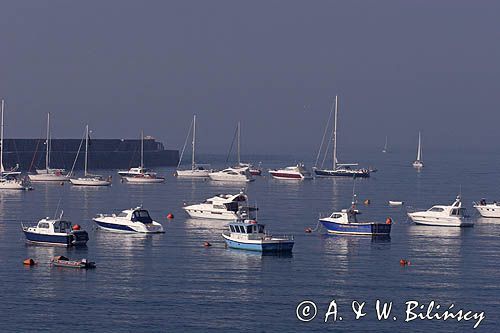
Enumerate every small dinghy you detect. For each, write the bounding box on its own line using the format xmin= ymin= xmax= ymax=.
xmin=52 ymin=256 xmax=96 ymax=269
xmin=389 ymin=201 xmax=404 ymax=206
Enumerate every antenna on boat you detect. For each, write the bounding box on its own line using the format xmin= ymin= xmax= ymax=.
xmin=54 ymin=196 xmax=63 ymax=219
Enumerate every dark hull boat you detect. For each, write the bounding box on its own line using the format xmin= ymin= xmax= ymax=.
xmin=313 ymin=168 xmax=370 ymax=178
xmin=22 ymin=216 xmax=89 ymax=247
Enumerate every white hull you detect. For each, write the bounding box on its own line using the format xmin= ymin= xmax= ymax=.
xmin=474 ymin=205 xmax=500 ymax=218
xmin=0 ymin=180 xmax=28 ymax=190
xmin=183 ymin=207 xmax=241 ymax=220
xmin=413 ymin=161 xmax=424 ymax=168
xmin=208 ymin=174 xmax=253 ymax=182
xmin=70 ymin=178 xmax=111 ymax=186
xmin=29 ymin=173 xmax=69 ymax=182
xmin=176 ymin=169 xmax=211 ymax=178
xmin=408 ymin=214 xmax=473 ymax=227
xmin=123 ymin=176 xmax=165 ymax=183
xmin=93 ymin=217 xmax=164 ymax=233
xmin=389 ymin=201 xmax=404 ymax=206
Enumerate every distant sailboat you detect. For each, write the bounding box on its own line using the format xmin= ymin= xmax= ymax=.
xmin=0 ymin=99 xmax=30 ymax=190
xmin=382 ymin=136 xmax=388 ymax=153
xmin=176 ymin=115 xmax=211 ymax=178
xmin=122 ymin=131 xmax=165 ymax=183
xmin=313 ymin=95 xmax=370 ymax=178
xmin=29 ymin=113 xmax=69 ymax=181
xmin=234 ymin=122 xmax=262 ymax=176
xmin=69 ymin=125 xmax=112 ymax=186
xmin=412 ymin=132 xmax=424 ymax=168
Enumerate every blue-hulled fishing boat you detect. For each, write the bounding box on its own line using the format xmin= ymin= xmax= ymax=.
xmin=22 ymin=213 xmax=89 ymax=246
xmin=222 ymin=220 xmax=294 ymax=252
xmin=319 ymin=196 xmax=391 ymax=236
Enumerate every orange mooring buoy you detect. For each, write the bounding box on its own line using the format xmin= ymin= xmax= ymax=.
xmin=23 ymin=258 xmax=36 ymax=266
xmin=386 ymin=217 xmax=392 ymax=224
xmin=364 ymin=199 xmax=371 ymax=205
xmin=167 ymin=213 xmax=174 ymax=219
xmin=203 ymin=241 xmax=212 ymax=247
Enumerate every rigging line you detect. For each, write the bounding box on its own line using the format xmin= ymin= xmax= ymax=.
xmin=177 ymin=118 xmax=193 ymax=168
xmin=225 ymin=123 xmax=239 ymax=166
xmin=68 ymin=127 xmax=87 ymax=177
xmin=314 ymin=99 xmax=335 ymax=168
xmin=321 ymin=135 xmax=332 ymax=169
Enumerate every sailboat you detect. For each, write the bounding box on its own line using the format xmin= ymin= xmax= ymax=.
xmin=69 ymin=125 xmax=111 ymax=186
xmin=412 ymin=131 xmax=424 ymax=168
xmin=121 ymin=131 xmax=165 ymax=183
xmin=234 ymin=122 xmax=261 ymax=176
xmin=313 ymin=96 xmax=370 ymax=178
xmin=382 ymin=136 xmax=388 ymax=153
xmin=29 ymin=113 xmax=69 ymax=181
xmin=0 ymin=99 xmax=31 ymax=190
xmin=176 ymin=115 xmax=211 ymax=177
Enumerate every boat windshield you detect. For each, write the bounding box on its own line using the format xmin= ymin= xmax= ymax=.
xmin=53 ymin=220 xmax=72 ymax=233
xmin=132 ymin=210 xmax=153 ymax=224
xmin=451 ymin=208 xmax=466 ymax=216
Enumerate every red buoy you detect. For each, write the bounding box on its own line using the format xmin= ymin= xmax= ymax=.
xmin=72 ymin=224 xmax=81 ymax=231
xmin=203 ymin=241 xmax=212 ymax=247
xmin=305 ymin=228 xmax=312 ymax=233
xmin=386 ymin=217 xmax=392 ymax=224
xmin=167 ymin=213 xmax=174 ymax=219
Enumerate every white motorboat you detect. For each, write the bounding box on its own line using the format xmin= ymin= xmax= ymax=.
xmin=389 ymin=200 xmax=404 ymax=206
xmin=313 ymin=96 xmax=371 ymax=178
xmin=93 ymin=207 xmax=164 ymax=233
xmin=121 ymin=131 xmax=165 ymax=183
xmin=176 ymin=115 xmax=212 ymax=178
xmin=183 ymin=190 xmax=257 ymax=220
xmin=69 ymin=125 xmax=111 ymax=186
xmin=209 ymin=167 xmax=254 ymax=182
xmin=29 ymin=113 xmax=69 ymax=182
xmin=269 ymin=163 xmax=312 ymax=180
xmin=412 ymin=131 xmax=424 ymax=168
xmin=473 ymin=199 xmax=500 ymax=218
xmin=407 ymin=195 xmax=473 ymax=227
xmin=0 ymin=100 xmax=31 ymax=190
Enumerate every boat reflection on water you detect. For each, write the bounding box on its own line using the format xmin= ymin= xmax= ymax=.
xmin=320 ymin=233 xmax=390 ymax=255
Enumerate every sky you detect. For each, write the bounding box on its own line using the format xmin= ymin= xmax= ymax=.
xmin=1 ymin=1 xmax=499 ymax=155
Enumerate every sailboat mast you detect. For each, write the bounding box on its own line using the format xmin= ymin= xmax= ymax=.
xmin=192 ymin=115 xmax=196 ymax=170
xmin=0 ymin=100 xmax=4 ymax=173
xmin=416 ymin=132 xmax=421 ymax=161
xmin=237 ymin=121 xmax=241 ymax=165
xmin=46 ymin=113 xmax=50 ymax=170
xmin=141 ymin=130 xmax=144 ymax=169
xmin=84 ymin=125 xmax=89 ymax=176
xmin=332 ymin=95 xmax=338 ymax=170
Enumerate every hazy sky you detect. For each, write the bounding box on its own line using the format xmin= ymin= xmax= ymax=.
xmin=1 ymin=1 xmax=499 ymax=155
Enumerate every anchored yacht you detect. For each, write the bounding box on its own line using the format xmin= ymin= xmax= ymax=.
xmin=473 ymin=199 xmax=500 ymax=218
xmin=269 ymin=163 xmax=312 ymax=180
xmin=407 ymin=196 xmax=472 ymax=227
xmin=93 ymin=207 xmax=164 ymax=233
xmin=209 ymin=167 xmax=254 ymax=182
xmin=183 ymin=191 xmax=257 ymax=220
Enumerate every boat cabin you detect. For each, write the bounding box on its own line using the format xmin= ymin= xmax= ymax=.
xmin=33 ymin=218 xmax=74 ymax=234
xmin=117 ymin=208 xmax=154 ymax=224
xmin=228 ymin=220 xmax=266 ymax=240
xmin=327 ymin=208 xmax=361 ymax=224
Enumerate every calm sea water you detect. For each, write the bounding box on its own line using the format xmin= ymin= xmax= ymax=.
xmin=0 ymin=150 xmax=499 ymax=332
